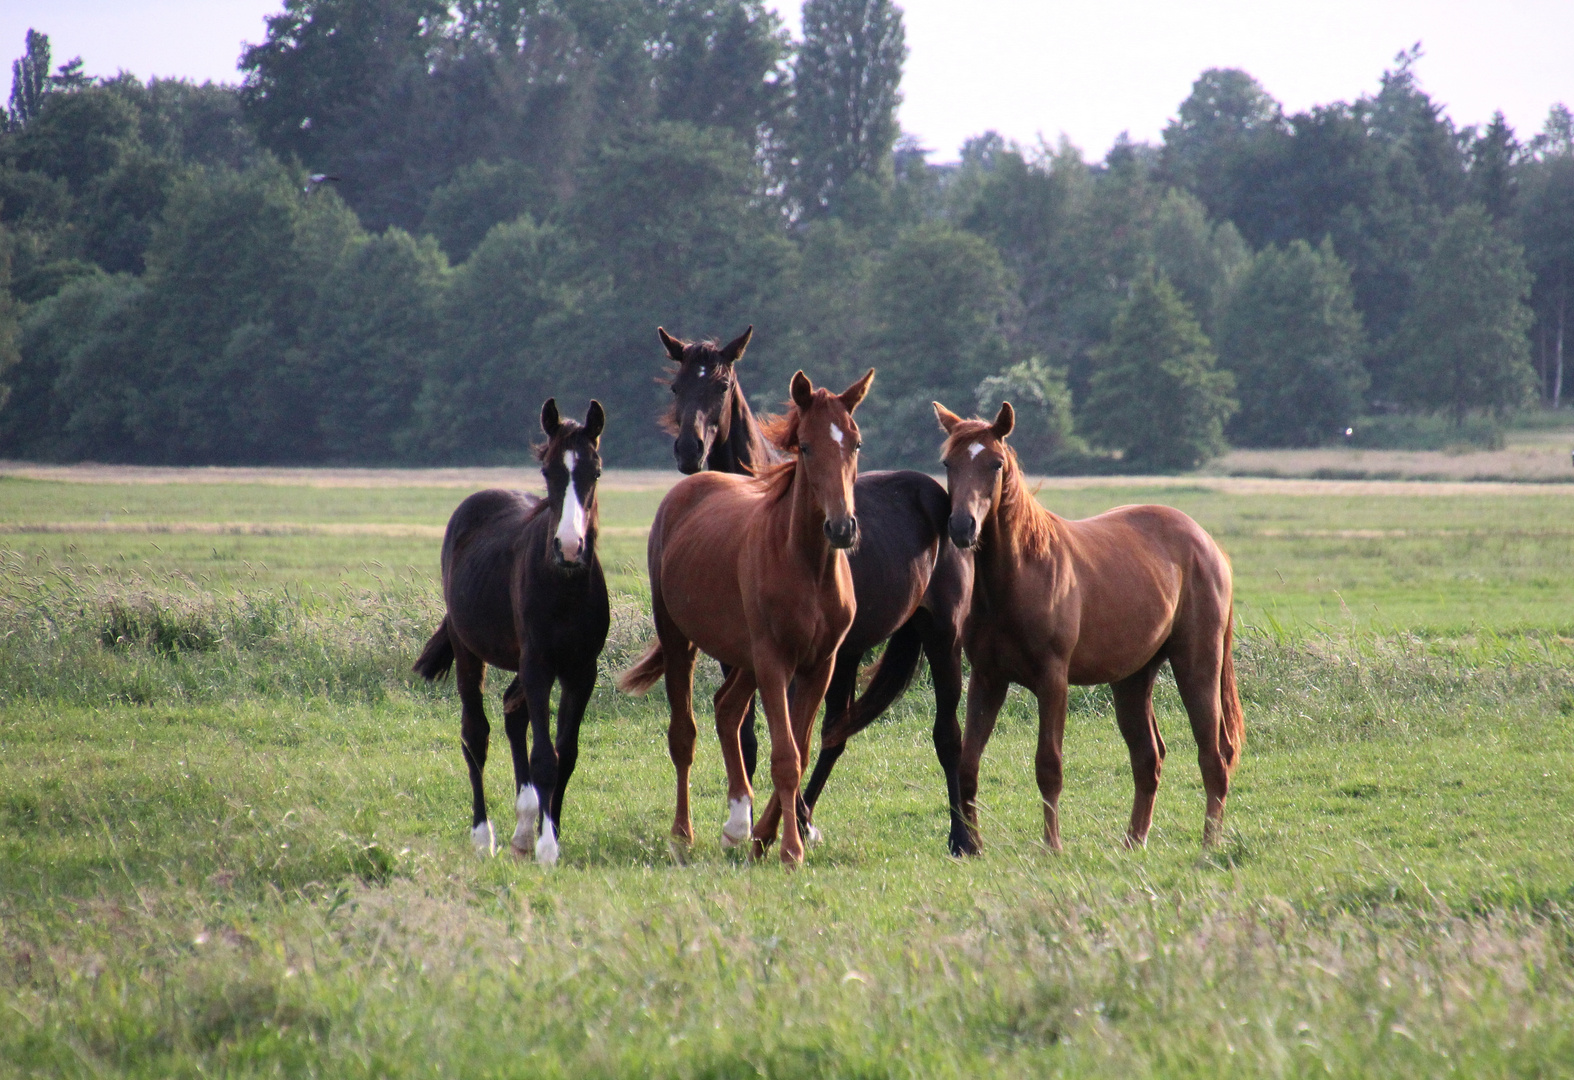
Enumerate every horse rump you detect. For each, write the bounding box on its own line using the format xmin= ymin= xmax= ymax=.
xmin=617 ymin=640 xmax=666 ymax=695
xmin=413 ymin=616 xmax=455 ymax=681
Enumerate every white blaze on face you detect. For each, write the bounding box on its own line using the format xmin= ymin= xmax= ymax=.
xmin=721 ymin=796 xmax=752 ymax=848
xmin=513 ymin=784 xmax=539 ymax=854
xmin=968 ymin=441 xmax=985 ymax=459
xmin=556 ymin=450 xmax=587 ymax=561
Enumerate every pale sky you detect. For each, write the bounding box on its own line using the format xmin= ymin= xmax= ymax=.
xmin=2 ymin=1 xmax=1569 ymax=162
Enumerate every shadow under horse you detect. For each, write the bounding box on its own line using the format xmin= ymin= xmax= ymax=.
xmin=413 ymin=400 xmax=611 ymax=863
xmin=658 ymin=326 xmax=976 ymax=854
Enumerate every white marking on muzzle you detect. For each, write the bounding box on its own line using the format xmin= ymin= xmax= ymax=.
xmin=968 ymin=441 xmax=984 ymax=459
xmin=513 ymin=784 xmax=539 ymax=854
xmin=471 ymin=820 xmax=495 ymax=856
xmin=721 ymin=796 xmax=752 ymax=848
xmin=556 ymin=451 xmax=586 ymax=561
xmin=829 ymin=423 xmax=844 ymax=446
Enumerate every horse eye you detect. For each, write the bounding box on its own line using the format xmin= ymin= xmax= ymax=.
xmin=854 ymin=441 xmax=863 ymax=452
xmin=991 ymin=460 xmax=1004 ymax=471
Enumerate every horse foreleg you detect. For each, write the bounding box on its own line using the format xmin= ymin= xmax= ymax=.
xmin=454 ymin=646 xmax=494 ymax=855
xmin=924 ymin=625 xmax=971 ymax=857
xmin=750 ymin=661 xmax=803 ymax=865
xmin=958 ymin=667 xmax=1008 ymax=853
xmin=548 ymin=660 xmax=597 ymax=846
xmin=713 ymin=667 xmax=758 ymax=850
xmin=1111 ymin=661 xmax=1166 ymax=849
xmin=1032 ymin=664 xmax=1071 ymax=853
xmin=508 ymin=658 xmax=558 ymax=863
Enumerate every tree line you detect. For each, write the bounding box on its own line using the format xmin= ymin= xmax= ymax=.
xmin=0 ymin=4 xmax=1568 ymax=470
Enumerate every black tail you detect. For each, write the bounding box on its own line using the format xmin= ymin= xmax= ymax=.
xmin=413 ymin=616 xmax=455 ymax=681
xmin=822 ymin=617 xmax=926 ymax=746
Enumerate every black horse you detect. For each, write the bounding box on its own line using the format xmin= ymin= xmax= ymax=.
xmin=414 ymin=399 xmax=611 ymax=863
xmin=658 ymin=327 xmax=977 ymax=854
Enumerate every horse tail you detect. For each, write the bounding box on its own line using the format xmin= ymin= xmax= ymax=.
xmin=822 ymin=619 xmax=926 ymax=746
xmin=413 ymin=616 xmax=455 ymax=682
xmin=618 ymin=641 xmax=666 ymax=695
xmin=1219 ymin=606 xmax=1245 ymax=774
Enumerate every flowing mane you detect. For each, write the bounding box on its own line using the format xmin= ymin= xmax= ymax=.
xmin=941 ymin=420 xmax=1056 ymax=559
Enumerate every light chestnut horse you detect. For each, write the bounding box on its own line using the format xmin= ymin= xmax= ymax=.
xmin=620 ymin=370 xmax=874 ymax=865
xmin=935 ymin=400 xmax=1245 ymax=850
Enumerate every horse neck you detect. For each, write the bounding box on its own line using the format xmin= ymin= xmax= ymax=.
xmin=979 ymin=463 xmax=1058 ymax=582
xmin=775 ymin=458 xmax=839 ymax=580
xmin=710 ymin=382 xmax=778 ymax=475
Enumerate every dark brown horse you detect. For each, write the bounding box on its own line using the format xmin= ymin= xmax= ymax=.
xmin=620 ymin=370 xmax=872 ymax=865
xmin=935 ymin=400 xmax=1245 ymax=850
xmin=657 ymin=327 xmax=976 ymax=854
xmin=413 ymin=400 xmax=610 ymax=864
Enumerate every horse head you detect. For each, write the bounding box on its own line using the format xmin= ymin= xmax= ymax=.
xmin=779 ymin=369 xmax=874 ymax=550
xmin=659 ymin=325 xmax=752 ymax=474
xmin=934 ymin=400 xmax=1015 ymax=550
xmin=539 ymin=398 xmax=606 ymax=567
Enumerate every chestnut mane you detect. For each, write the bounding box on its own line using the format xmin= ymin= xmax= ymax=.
xmin=942 ymin=419 xmax=1056 ymax=559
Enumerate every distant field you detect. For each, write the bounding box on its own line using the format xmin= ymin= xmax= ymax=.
xmin=4 ymin=469 xmax=1574 ymax=1076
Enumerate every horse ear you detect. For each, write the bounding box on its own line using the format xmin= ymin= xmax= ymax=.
xmin=991 ymin=401 xmax=1015 ymax=440
xmin=657 ymin=327 xmax=685 ymax=362
xmin=721 ymin=325 xmax=753 ymax=364
xmin=790 ymin=370 xmax=814 ymax=411
xmin=584 ymin=400 xmax=605 ymax=442
xmin=541 ymin=398 xmax=561 ymax=437
xmin=839 ymin=368 xmax=875 ymax=413
xmin=933 ymin=401 xmax=964 ymax=433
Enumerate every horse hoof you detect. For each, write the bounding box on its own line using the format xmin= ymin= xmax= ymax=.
xmin=471 ymin=821 xmax=496 ymax=857
xmin=667 ymin=837 xmax=692 ymax=865
xmin=721 ymin=797 xmax=753 ymax=849
xmin=513 ymin=786 xmax=539 ymax=855
xmin=535 ymin=823 xmax=559 ymax=866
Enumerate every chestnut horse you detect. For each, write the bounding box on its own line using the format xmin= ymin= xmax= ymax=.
xmin=413 ymin=400 xmax=610 ymax=864
xmin=657 ymin=326 xmax=976 ymax=855
xmin=620 ymin=370 xmax=873 ymax=865
xmin=935 ymin=400 xmax=1245 ymax=850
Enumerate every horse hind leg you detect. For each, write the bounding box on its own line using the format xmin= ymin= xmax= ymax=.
xmin=1171 ymin=638 xmax=1232 ymax=846
xmin=1111 ymin=660 xmax=1167 ymax=849
xmin=658 ymin=618 xmax=701 ymax=855
xmin=455 ymin=645 xmax=494 ymax=855
xmin=921 ymin=617 xmax=972 ymax=857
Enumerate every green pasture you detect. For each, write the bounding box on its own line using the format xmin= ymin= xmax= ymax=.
xmin=3 ymin=477 xmax=1574 ymax=1076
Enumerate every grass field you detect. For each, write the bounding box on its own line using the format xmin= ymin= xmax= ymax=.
xmin=4 ymin=469 xmax=1574 ymax=1077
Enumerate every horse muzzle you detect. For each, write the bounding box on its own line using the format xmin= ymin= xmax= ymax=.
xmin=553 ymin=536 xmax=587 ymax=566
xmin=948 ymin=512 xmax=979 ymax=550
xmin=824 ymin=516 xmax=859 ymax=550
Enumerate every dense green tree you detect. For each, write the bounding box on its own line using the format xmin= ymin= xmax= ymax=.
xmin=861 ymin=222 xmax=1014 ymax=465
xmin=1519 ymin=108 xmax=1574 ymax=404
xmin=653 ymin=0 xmax=790 ymax=143
xmin=1149 ymin=187 xmax=1248 ymax=336
xmin=303 ymin=228 xmax=448 ymax=461
xmin=1216 ymin=238 xmax=1367 ymax=446
xmin=1393 ymin=204 xmax=1534 ymax=424
xmin=0 ymin=225 xmax=18 ymax=410
xmin=1082 ymin=269 xmax=1236 ymax=470
xmin=412 ymin=215 xmax=581 ymax=461
xmin=789 ymin=0 xmax=906 ymax=217
xmin=973 ymin=356 xmax=1082 ymax=471
xmin=420 ymin=159 xmax=546 ymax=263
xmin=1159 ymin=67 xmax=1283 ymax=218
xmin=1470 ymin=111 xmax=1520 ymax=222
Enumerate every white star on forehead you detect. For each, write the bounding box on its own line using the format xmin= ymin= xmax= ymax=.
xmin=968 ymin=442 xmax=984 ymax=459
xmin=697 ymin=366 xmax=706 ymax=378
xmin=829 ymin=424 xmax=844 ymax=446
